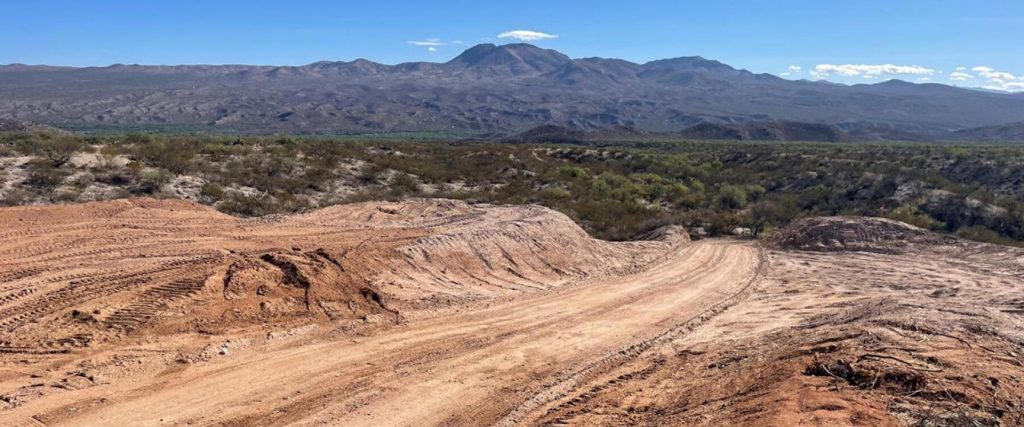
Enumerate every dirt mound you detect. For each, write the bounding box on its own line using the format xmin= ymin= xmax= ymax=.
xmin=0 ymin=197 xmax=675 ymax=353
xmin=373 ymin=204 xmax=673 ymax=309
xmin=768 ymin=216 xmax=950 ymax=253
xmin=214 ymin=249 xmax=398 ymax=325
xmin=2 ymin=198 xmax=1023 ymax=426
xmin=637 ymin=224 xmax=691 ymax=243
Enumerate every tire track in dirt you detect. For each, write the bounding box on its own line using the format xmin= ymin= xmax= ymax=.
xmin=8 ymin=240 xmax=760 ymax=426
xmin=2 ymin=198 xmax=657 ymax=354
xmin=0 ymin=197 xmax=690 ymax=424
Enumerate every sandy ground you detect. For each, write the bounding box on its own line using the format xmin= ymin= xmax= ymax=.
xmin=0 ymin=200 xmax=1022 ymax=426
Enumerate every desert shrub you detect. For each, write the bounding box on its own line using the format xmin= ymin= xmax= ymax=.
xmin=885 ymin=203 xmax=944 ymax=230
xmin=298 ymin=162 xmax=337 ymax=192
xmin=134 ymin=169 xmax=173 ymax=194
xmin=746 ymin=197 xmax=801 ymax=237
xmin=218 ymin=192 xmax=272 ymax=217
xmin=592 ymin=172 xmax=642 ymax=202
xmin=389 ymin=172 xmax=420 ymax=196
xmin=94 ymin=166 xmax=135 ymax=186
xmin=15 ymin=136 xmax=88 ymax=166
xmin=666 ymin=183 xmax=705 ymax=208
xmin=3 ymin=133 xmax=1024 ymax=245
xmin=715 ymin=184 xmax=749 ymax=209
xmin=706 ymin=211 xmax=743 ymax=236
xmin=123 ymin=133 xmax=156 ymax=145
xmin=557 ymin=165 xmax=588 ymax=179
xmin=358 ymin=164 xmax=386 ymax=184
xmin=956 ymin=226 xmax=1023 ymax=247
xmin=131 ymin=141 xmax=195 ymax=174
xmin=125 ymin=161 xmax=143 ymax=175
xmin=99 ymin=144 xmax=123 ymax=157
xmin=197 ymin=142 xmax=238 ymax=162
xmin=69 ymin=173 xmax=93 ymax=189
xmin=200 ymin=183 xmax=225 ymax=201
xmin=24 ymin=159 xmax=68 ymax=191
xmin=540 ymin=186 xmax=572 ymax=201
xmin=0 ymin=188 xmax=33 ymax=206
xmin=52 ymin=189 xmax=81 ymax=203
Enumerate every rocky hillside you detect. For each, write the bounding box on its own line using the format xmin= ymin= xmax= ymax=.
xmin=4 ymin=44 xmax=1024 ymax=136
xmin=949 ymin=122 xmax=1024 ymax=142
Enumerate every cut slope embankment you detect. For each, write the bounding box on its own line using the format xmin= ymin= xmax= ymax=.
xmin=0 ymin=198 xmax=681 ymax=354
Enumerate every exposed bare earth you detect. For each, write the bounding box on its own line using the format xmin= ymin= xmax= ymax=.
xmin=0 ymin=201 xmax=1022 ymax=426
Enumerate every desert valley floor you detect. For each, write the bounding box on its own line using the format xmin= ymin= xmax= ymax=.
xmin=0 ymin=198 xmax=1022 ymax=426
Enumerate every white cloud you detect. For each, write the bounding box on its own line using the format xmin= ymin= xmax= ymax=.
xmin=967 ymin=66 xmax=1022 ymax=92
xmin=497 ymin=30 xmax=558 ymax=41
xmin=428 ymin=46 xmax=437 ymax=52
xmin=779 ymin=65 xmax=802 ymax=78
xmin=956 ymin=66 xmax=967 ymax=71
xmin=813 ymin=63 xmax=936 ymax=78
xmin=407 ymin=38 xmax=445 ymax=47
xmin=918 ymin=77 xmax=931 ymax=82
xmin=949 ymin=71 xmax=972 ymax=81
xmin=983 ymin=82 xmax=1024 ymax=92
xmin=972 ymin=66 xmax=1016 ymax=81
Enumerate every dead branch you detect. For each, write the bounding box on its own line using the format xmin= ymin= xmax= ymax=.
xmin=857 ymin=354 xmax=943 ymax=372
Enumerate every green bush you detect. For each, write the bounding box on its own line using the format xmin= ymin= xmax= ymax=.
xmin=885 ymin=203 xmax=944 ymax=230
xmin=3 ymin=132 xmax=1024 ymax=246
xmin=16 ymin=136 xmax=88 ymax=166
xmin=131 ymin=141 xmax=196 ymax=174
xmin=201 ymin=183 xmax=225 ymax=200
xmin=715 ymin=184 xmax=748 ymax=209
xmin=556 ymin=165 xmax=588 ymax=179
xmin=540 ymin=186 xmax=572 ymax=200
xmin=135 ymin=169 xmax=173 ymax=194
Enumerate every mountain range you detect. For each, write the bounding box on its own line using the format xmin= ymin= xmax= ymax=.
xmin=3 ymin=43 xmax=1024 ymax=139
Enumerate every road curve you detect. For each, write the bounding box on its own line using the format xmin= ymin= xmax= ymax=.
xmin=6 ymin=240 xmax=762 ymax=426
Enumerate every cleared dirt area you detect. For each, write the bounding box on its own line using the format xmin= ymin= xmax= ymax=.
xmin=0 ymin=200 xmax=1022 ymax=426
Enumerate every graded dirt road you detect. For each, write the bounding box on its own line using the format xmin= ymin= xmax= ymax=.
xmin=3 ymin=240 xmax=758 ymax=426
xmin=2 ymin=201 xmax=1023 ymax=426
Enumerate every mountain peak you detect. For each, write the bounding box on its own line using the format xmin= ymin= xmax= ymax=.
xmin=642 ymin=56 xmax=736 ymax=72
xmin=448 ymin=43 xmax=571 ymax=75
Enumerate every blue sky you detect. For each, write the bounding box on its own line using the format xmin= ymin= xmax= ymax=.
xmin=2 ymin=0 xmax=1023 ymax=91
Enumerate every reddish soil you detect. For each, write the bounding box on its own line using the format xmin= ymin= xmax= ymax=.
xmin=0 ymin=201 xmax=1021 ymax=426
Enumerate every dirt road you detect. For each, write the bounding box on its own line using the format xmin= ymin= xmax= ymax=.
xmin=6 ymin=201 xmax=1020 ymax=426
xmin=1 ymin=240 xmax=761 ymax=426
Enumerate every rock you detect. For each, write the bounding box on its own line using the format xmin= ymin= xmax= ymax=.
xmin=731 ymin=227 xmax=753 ymax=237
xmin=638 ymin=225 xmax=691 ymax=243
